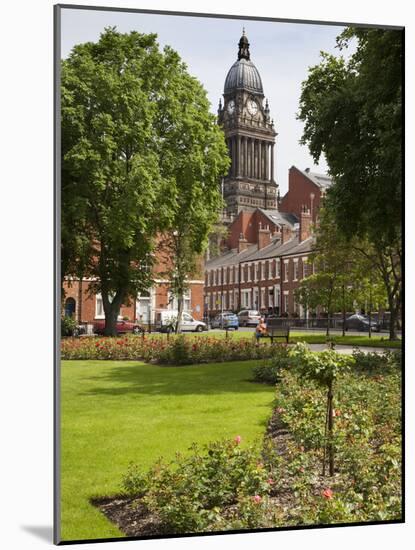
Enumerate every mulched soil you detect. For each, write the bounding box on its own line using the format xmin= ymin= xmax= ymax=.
xmin=93 ymin=409 xmax=337 ymax=536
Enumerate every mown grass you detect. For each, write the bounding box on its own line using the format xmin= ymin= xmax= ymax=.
xmin=60 ymin=359 xmax=275 ymax=542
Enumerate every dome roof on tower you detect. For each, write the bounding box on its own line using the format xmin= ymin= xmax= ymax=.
xmin=224 ymin=30 xmax=263 ymax=95
xmin=224 ymin=58 xmax=263 ymax=95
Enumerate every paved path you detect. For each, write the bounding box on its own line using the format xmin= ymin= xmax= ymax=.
xmin=306 ymin=344 xmax=388 ymax=354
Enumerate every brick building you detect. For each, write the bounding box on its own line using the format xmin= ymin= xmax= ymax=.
xmin=62 ymin=241 xmax=205 ymax=326
xmin=279 ymin=166 xmax=332 ymax=224
xmin=204 ymin=202 xmax=314 ymax=318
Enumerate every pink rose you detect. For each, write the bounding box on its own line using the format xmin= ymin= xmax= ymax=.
xmin=322 ymin=488 xmax=333 ymax=500
xmin=253 ymin=495 xmax=262 ymax=504
xmin=234 ymin=435 xmax=242 ymax=445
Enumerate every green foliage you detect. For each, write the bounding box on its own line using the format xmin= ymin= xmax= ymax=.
xmin=275 ymin=359 xmax=402 ymax=524
xmin=61 ymin=28 xmax=229 ymax=334
xmin=352 ymin=348 xmax=401 ymax=373
xmin=123 ymin=438 xmax=275 ymax=533
xmin=298 ymin=29 xmax=402 ymax=339
xmin=252 ymin=345 xmax=292 ymax=384
xmin=290 ymin=342 xmax=353 ymax=387
xmin=61 ymin=316 xmax=78 ymax=337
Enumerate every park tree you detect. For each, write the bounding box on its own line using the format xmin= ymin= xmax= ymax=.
xmin=296 ymin=207 xmax=387 ymax=336
xmin=61 ymin=28 xmax=229 ymax=335
xmin=298 ymin=27 xmax=402 ymax=339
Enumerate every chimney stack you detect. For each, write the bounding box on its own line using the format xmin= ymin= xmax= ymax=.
xmin=238 ymin=232 xmax=249 ymax=253
xmin=280 ymin=224 xmax=292 ymax=244
xmin=258 ymin=223 xmax=271 ymax=250
xmin=299 ymin=205 xmax=312 ymax=242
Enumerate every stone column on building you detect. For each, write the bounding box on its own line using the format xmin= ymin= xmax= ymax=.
xmin=270 ymin=143 xmax=274 ymax=181
xmin=258 ymin=140 xmax=262 ymax=180
xmin=264 ymin=142 xmax=269 ymax=181
xmin=244 ymin=136 xmax=248 ymax=177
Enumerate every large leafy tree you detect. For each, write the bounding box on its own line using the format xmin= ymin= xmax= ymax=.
xmin=298 ymin=28 xmax=402 ymax=339
xmin=61 ymin=28 xmax=228 ymax=335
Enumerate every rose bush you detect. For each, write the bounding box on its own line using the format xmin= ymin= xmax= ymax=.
xmin=61 ymin=334 xmax=276 ymax=364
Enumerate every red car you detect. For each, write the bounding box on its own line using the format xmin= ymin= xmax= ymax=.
xmin=93 ymin=319 xmax=144 ymax=335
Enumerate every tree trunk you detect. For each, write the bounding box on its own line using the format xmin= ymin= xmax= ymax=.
xmin=102 ymin=291 xmax=125 ymax=337
xmin=342 ymin=283 xmax=346 ymax=337
xmin=176 ymin=293 xmax=184 ymax=334
xmin=388 ymin=296 xmax=397 ymax=340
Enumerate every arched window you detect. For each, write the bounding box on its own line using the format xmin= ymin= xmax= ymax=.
xmin=64 ymin=297 xmax=76 ymax=318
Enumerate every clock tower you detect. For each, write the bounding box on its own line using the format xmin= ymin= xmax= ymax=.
xmin=218 ymin=30 xmax=278 ymax=217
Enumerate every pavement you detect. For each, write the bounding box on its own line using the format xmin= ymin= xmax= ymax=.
xmin=306 ymin=344 xmax=386 ymax=354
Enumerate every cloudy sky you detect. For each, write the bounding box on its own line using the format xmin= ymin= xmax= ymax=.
xmin=61 ymin=7 xmax=350 ymax=194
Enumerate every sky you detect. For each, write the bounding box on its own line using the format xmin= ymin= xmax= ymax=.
xmin=60 ymin=7 xmax=351 ymax=195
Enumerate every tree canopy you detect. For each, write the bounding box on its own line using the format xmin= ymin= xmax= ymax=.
xmin=298 ymin=28 xmax=402 ymax=247
xmin=61 ymin=28 xmax=229 ymax=334
xmin=298 ymin=27 xmax=402 ymax=338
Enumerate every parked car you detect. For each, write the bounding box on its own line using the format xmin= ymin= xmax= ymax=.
xmin=237 ymin=309 xmax=261 ymax=327
xmin=345 ymin=314 xmax=381 ymax=332
xmin=157 ymin=310 xmax=208 ymax=333
xmin=93 ymin=319 xmax=144 ymax=335
xmin=211 ymin=312 xmax=239 ymax=330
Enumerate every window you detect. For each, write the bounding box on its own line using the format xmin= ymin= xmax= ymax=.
xmin=247 ymin=264 xmax=251 ymax=282
xmin=168 ymin=289 xmax=191 ymax=312
xmin=276 ymin=260 xmax=281 ymax=278
xmin=268 ymin=287 xmax=274 ymax=308
xmin=229 ymin=291 xmax=234 ymax=310
xmin=261 ymin=287 xmax=266 ymax=309
xmin=64 ymin=297 xmax=76 ymax=318
xmin=283 ymin=260 xmax=289 ymax=282
xmin=293 ymin=259 xmax=299 ymax=281
xmin=95 ymin=293 xmax=114 ymax=319
xmin=283 ymin=291 xmax=289 ymax=314
xmin=274 ymin=285 xmax=281 ymax=313
xmin=241 ymin=265 xmax=245 ymax=283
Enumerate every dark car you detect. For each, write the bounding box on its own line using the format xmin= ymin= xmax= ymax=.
xmin=93 ymin=319 xmax=144 ymax=335
xmin=211 ymin=312 xmax=239 ymax=330
xmin=345 ymin=314 xmax=380 ymax=332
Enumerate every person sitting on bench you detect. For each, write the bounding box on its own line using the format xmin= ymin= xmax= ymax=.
xmin=255 ymin=317 xmax=267 ymax=344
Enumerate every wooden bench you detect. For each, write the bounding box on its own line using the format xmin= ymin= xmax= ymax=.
xmin=265 ymin=319 xmax=290 ymax=344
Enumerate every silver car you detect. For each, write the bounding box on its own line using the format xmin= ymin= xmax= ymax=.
xmin=237 ymin=309 xmax=261 ymax=327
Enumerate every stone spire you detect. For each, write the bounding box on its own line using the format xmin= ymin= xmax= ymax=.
xmin=238 ymin=28 xmax=250 ymax=60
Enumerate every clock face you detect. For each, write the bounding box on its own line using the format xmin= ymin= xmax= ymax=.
xmin=247 ymin=99 xmax=258 ymax=116
xmin=227 ymin=99 xmax=235 ymax=114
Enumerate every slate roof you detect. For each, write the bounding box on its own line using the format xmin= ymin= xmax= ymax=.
xmin=205 ymin=235 xmax=314 ymax=270
xmin=259 ymin=209 xmax=298 ymax=228
xmin=296 ymin=167 xmax=333 ymax=190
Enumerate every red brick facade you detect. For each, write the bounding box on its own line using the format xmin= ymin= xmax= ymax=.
xmin=279 ymin=166 xmax=330 ymax=224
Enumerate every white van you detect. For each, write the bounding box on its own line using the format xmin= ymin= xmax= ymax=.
xmin=157 ymin=310 xmax=208 ymax=333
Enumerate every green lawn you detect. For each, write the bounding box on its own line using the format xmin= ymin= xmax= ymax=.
xmin=60 ymin=359 xmax=275 ymax=542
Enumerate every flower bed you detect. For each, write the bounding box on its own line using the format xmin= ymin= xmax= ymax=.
xmin=61 ymin=334 xmax=275 ymax=364
xmin=93 ymin=345 xmax=401 ymax=534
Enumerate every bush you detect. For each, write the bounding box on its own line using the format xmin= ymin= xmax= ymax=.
xmin=61 ymin=334 xmax=277 ymax=364
xmin=61 ymin=316 xmax=77 ymax=337
xmin=122 ymin=437 xmax=277 ymax=533
xmin=352 ymin=348 xmax=401 ymax=373
xmin=252 ymin=344 xmax=292 ymax=384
